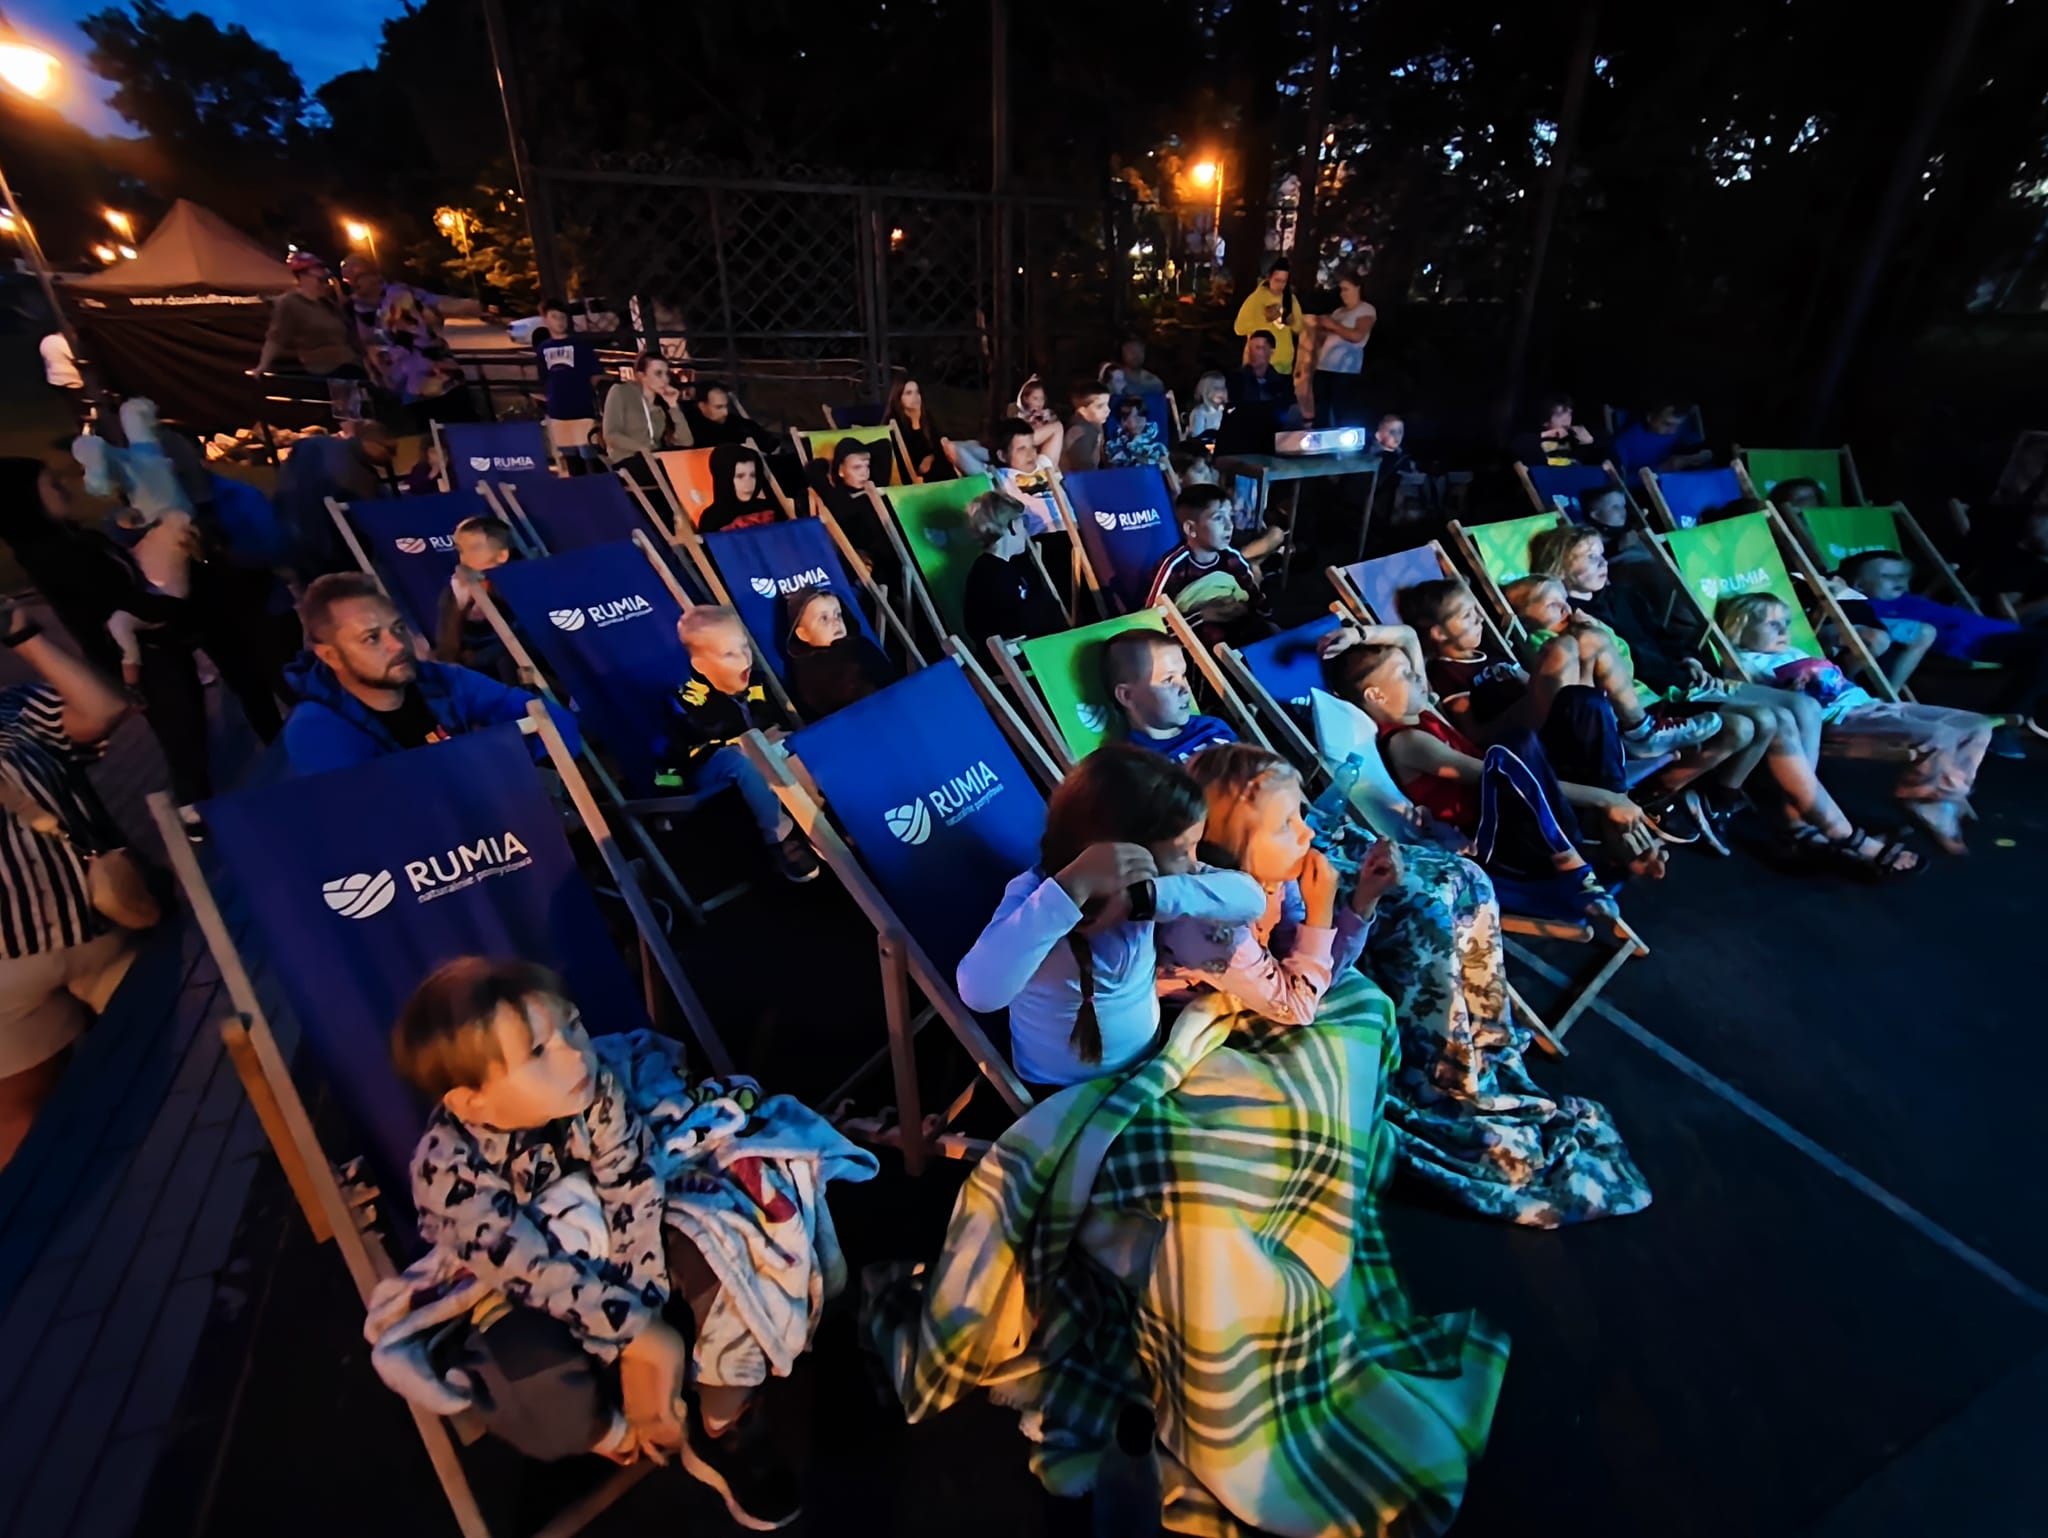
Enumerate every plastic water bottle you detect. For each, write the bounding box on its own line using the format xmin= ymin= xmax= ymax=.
xmin=1307 ymin=752 xmax=1366 ymax=835
xmin=1093 ymin=1404 xmax=1162 ymax=1536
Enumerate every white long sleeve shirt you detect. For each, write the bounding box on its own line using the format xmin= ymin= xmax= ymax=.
xmin=957 ymin=867 xmax=1267 ymax=1087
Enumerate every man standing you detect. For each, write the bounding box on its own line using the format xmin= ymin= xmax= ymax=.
xmin=282 ymin=573 xmax=578 ymax=776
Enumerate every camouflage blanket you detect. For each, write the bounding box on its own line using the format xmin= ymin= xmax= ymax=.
xmin=867 ymin=975 xmax=1508 ymax=1537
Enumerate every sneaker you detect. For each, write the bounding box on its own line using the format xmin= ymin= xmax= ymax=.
xmin=1623 ymin=708 xmax=1723 ymax=758
xmin=679 ymin=1405 xmax=802 ymax=1531
xmin=772 ymin=829 xmax=821 ymax=883
xmin=1988 ymin=727 xmax=2028 ymax=760
xmin=1643 ymin=792 xmax=1704 ymax=845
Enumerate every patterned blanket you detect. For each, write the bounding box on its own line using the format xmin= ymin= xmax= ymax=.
xmin=867 ymin=974 xmax=1508 ymax=1537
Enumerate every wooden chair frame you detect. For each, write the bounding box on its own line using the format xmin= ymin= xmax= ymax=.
xmin=1733 ymin=443 xmax=1868 ymax=507
xmin=151 ymin=705 xmax=727 ymax=1538
xmin=737 ymin=650 xmax=1055 ymax=1174
xmin=468 ymin=532 xmax=750 ymax=927
xmin=790 ymin=420 xmax=921 ymax=487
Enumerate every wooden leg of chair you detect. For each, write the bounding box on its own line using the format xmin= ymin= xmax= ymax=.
xmin=529 ymin=1463 xmax=656 ymax=1538
xmin=411 ymin=1405 xmax=495 ymax=1538
xmin=878 ymin=933 xmax=928 ymax=1177
xmin=221 ymin=1019 xmax=333 ymax=1244
xmin=1549 ymin=932 xmax=1639 ymax=1041
xmin=1506 ymin=980 xmax=1568 ymax=1058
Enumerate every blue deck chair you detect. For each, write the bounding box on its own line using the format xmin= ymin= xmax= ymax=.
xmin=153 ymin=716 xmax=719 ymax=1538
xmin=1111 ymin=389 xmax=1179 ymax=446
xmin=501 ymin=470 xmax=659 ymax=555
xmin=437 ymin=420 xmax=551 ymax=489
xmin=480 ymin=539 xmax=746 ymax=923
xmin=825 ymin=402 xmax=888 ymax=429
xmin=1641 ymin=466 xmax=1743 ymax=531
xmin=1516 ymin=461 xmax=1618 ymax=515
xmin=1328 ymin=544 xmax=1458 ymax=635
xmin=686 ymin=517 xmax=903 ymax=715
xmin=334 ymin=488 xmax=491 ymax=637
xmin=742 ymin=656 xmax=1056 ymax=1171
xmin=1057 ymin=466 xmax=1183 ymax=616
xmin=1208 ymin=612 xmax=1347 ymax=780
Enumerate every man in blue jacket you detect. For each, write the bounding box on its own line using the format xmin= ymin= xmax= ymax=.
xmin=283 ymin=572 xmax=579 ymax=776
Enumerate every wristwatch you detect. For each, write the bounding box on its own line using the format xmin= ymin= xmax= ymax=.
xmin=1125 ymin=877 xmax=1157 ymax=924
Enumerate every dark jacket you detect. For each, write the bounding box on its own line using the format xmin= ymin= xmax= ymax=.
xmin=281 ymin=654 xmax=579 ymax=776
xmin=963 ymin=550 xmax=1066 ymax=651
xmin=661 ymin=665 xmax=788 ymax=780
xmin=786 ymin=634 xmax=894 ymax=720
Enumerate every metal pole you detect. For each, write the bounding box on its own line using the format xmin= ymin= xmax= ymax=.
xmin=0 ymin=159 xmax=88 ymax=379
xmin=1806 ymin=0 xmax=1988 ymax=435
xmin=1495 ymin=0 xmax=1598 ymax=442
xmin=480 ymin=0 xmax=563 ymax=302
xmin=990 ymin=0 xmax=1013 ymax=404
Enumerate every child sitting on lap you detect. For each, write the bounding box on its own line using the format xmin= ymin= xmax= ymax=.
xmin=1157 ymin=744 xmax=1402 ymax=1026
xmin=955 ymin=746 xmax=1266 ymax=1090
xmin=1717 ymin=592 xmax=1990 ymax=855
xmin=663 ymin=605 xmax=820 ymax=883
xmin=365 ymin=958 xmax=876 ymax=1530
xmin=780 ymin=587 xmax=893 ymax=721
xmin=1102 ymin=628 xmax=1238 ymax=763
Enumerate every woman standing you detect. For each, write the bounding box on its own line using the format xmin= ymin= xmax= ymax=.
xmin=1232 ymin=258 xmax=1307 ymax=372
xmin=1311 ymin=272 xmax=1376 ymax=429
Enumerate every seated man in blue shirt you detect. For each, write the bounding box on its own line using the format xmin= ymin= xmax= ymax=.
xmin=1103 ymin=627 xmax=1238 ymax=764
xmin=283 ymin=572 xmax=579 ymax=775
xmin=1837 ymin=548 xmax=2048 ymax=753
xmin=1611 ymin=400 xmax=1712 ymax=478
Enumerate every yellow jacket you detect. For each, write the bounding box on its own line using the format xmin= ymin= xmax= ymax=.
xmin=1233 ymin=285 xmax=1305 ymax=370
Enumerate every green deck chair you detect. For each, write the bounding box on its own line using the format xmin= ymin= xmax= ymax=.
xmin=1660 ymin=510 xmax=1900 ymax=701
xmin=882 ymin=474 xmax=995 ymax=638
xmin=1799 ymin=503 xmax=1983 ymax=614
xmin=1740 ymin=447 xmax=1864 ymax=507
xmin=1447 ymin=511 xmax=1564 ymax=637
xmin=990 ymin=608 xmax=1168 ymax=768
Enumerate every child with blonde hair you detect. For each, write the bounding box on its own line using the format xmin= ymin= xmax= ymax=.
xmin=1161 ymin=744 xmax=1402 ymax=1025
xmin=1717 ymin=591 xmax=1990 ymax=856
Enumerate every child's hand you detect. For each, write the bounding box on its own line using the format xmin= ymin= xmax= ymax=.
xmin=618 ymin=1317 xmax=690 ymax=1448
xmin=1351 ymin=839 xmax=1402 ymax=914
xmin=1683 ymin=658 xmax=1717 ymax=691
xmin=1317 ymin=621 xmax=1362 ymax=660
xmin=1055 ymin=842 xmax=1155 ymax=908
xmin=1297 ymin=849 xmax=1338 ymax=929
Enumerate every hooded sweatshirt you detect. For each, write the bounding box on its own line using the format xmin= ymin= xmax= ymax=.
xmin=779 ymin=588 xmax=894 ymax=720
xmin=696 ymin=443 xmax=781 ymax=534
xmin=281 ymin=653 xmax=579 ymax=777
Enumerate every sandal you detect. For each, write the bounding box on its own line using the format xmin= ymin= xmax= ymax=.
xmin=1789 ymin=823 xmax=1923 ymax=880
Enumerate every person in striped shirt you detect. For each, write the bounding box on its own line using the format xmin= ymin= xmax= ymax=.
xmin=1143 ymin=484 xmax=1276 ymax=651
xmin=0 ymin=597 xmax=138 ymax=1168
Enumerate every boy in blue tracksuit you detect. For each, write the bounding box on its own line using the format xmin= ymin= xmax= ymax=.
xmin=283 ymin=571 xmax=579 ymax=776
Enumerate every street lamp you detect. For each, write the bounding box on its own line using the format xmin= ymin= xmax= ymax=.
xmin=1189 ymin=160 xmax=1217 ymax=188
xmin=91 ymin=244 xmax=116 ymax=264
xmin=104 ymin=208 xmax=132 ymax=240
xmin=0 ymin=36 xmax=88 ymax=371
xmin=1189 ymin=159 xmax=1224 ymax=271
xmin=342 ymin=217 xmax=378 ymax=265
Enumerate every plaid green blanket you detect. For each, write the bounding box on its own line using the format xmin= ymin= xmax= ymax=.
xmin=868 ymin=974 xmax=1509 ymax=1537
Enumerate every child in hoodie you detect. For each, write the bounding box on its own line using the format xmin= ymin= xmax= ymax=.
xmin=780 ymin=587 xmax=894 ymax=720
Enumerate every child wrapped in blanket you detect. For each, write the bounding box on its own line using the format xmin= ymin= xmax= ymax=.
xmin=363 ymin=957 xmax=875 ymax=1531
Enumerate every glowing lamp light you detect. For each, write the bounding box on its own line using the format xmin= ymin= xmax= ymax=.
xmin=91 ymin=243 xmax=117 ymax=264
xmin=1189 ymin=161 xmax=1218 ymax=187
xmin=0 ymin=41 xmax=57 ymax=100
xmin=104 ymin=208 xmax=132 ymax=238
xmin=342 ymin=218 xmax=373 ymax=246
xmin=117 ymin=243 xmax=136 ymax=259
xmin=435 ymin=209 xmax=458 ymax=231
xmin=0 ymin=207 xmax=15 ymax=232
xmin=889 ymin=226 xmax=905 ymax=248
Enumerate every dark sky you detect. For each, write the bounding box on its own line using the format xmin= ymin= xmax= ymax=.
xmin=9 ymin=0 xmax=409 ymax=135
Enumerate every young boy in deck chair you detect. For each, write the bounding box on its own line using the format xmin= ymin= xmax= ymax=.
xmin=1145 ymin=484 xmax=1277 ymax=651
xmin=1102 ymin=628 xmax=1238 ymax=764
xmin=435 ymin=515 xmax=518 ymax=684
xmin=1835 ymin=548 xmax=2048 ymax=755
xmin=661 ymin=605 xmax=820 ymax=884
xmin=365 ymin=956 xmax=876 ymax=1530
xmin=1399 ymin=576 xmax=1721 ymax=794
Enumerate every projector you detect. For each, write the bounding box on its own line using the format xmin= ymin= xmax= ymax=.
xmin=1273 ymin=427 xmax=1367 ymax=456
